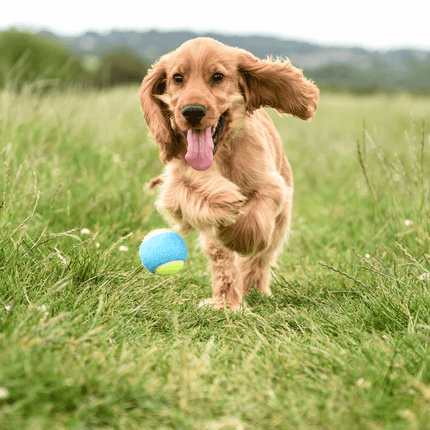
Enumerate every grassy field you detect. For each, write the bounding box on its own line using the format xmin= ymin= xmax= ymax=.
xmin=1 ymin=85 xmax=430 ymax=429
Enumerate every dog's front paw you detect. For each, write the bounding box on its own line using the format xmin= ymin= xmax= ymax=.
xmin=192 ymin=187 xmax=246 ymax=230
xmin=155 ymin=201 xmax=194 ymax=236
xmin=217 ymin=202 xmax=275 ymax=255
xmin=215 ymin=192 xmax=246 ymax=227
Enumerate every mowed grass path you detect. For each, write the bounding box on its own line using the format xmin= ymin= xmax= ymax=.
xmin=1 ymin=86 xmax=430 ymax=429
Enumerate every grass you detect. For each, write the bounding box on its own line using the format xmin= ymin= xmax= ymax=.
xmin=0 ymin=84 xmax=430 ymax=429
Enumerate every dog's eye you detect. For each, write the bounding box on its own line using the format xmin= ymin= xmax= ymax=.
xmin=173 ymin=74 xmax=183 ymax=84
xmin=211 ymin=73 xmax=224 ymax=84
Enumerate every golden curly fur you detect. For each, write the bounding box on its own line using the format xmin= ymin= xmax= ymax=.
xmin=140 ymin=38 xmax=318 ymax=310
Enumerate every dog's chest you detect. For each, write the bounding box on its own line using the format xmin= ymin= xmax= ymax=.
xmin=215 ymin=157 xmax=256 ymax=198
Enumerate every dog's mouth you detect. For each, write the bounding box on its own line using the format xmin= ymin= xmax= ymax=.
xmin=182 ymin=111 xmax=227 ymax=171
xmin=210 ymin=111 xmax=227 ymax=148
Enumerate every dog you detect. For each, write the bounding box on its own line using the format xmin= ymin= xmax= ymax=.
xmin=140 ymin=37 xmax=318 ymax=310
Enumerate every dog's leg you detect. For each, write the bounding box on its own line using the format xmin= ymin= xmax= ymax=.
xmin=199 ymin=233 xmax=243 ymax=311
xmin=157 ymin=162 xmax=245 ymax=233
xmin=217 ymin=174 xmax=291 ymax=256
xmin=236 ymin=254 xmax=274 ymax=295
xmin=236 ymin=202 xmax=291 ymax=295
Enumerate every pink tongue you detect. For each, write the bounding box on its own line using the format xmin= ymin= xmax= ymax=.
xmin=185 ymin=127 xmax=214 ymax=171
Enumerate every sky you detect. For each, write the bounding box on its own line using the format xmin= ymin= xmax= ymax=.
xmin=2 ymin=0 xmax=430 ymax=51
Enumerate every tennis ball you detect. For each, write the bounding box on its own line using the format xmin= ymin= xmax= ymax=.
xmin=139 ymin=229 xmax=187 ymax=275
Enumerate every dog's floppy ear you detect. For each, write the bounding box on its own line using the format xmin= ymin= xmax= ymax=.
xmin=236 ymin=50 xmax=318 ymax=120
xmin=140 ymin=59 xmax=183 ymax=164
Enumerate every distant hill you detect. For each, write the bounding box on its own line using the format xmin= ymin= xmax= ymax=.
xmin=39 ymin=29 xmax=430 ymax=94
xmin=0 ymin=29 xmax=149 ymax=90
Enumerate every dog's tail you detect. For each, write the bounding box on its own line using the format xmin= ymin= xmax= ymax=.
xmin=148 ymin=175 xmax=164 ymax=190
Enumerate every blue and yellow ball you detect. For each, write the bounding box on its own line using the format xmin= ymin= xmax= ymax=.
xmin=139 ymin=229 xmax=187 ymax=275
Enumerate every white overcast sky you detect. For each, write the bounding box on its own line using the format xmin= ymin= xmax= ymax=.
xmin=2 ymin=0 xmax=430 ymax=51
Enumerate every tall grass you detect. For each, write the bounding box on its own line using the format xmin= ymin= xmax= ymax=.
xmin=0 ymin=86 xmax=430 ymax=429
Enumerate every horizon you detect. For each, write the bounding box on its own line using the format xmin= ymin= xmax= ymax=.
xmin=3 ymin=25 xmax=430 ymax=54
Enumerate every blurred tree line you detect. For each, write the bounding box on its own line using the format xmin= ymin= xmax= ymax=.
xmin=1 ymin=29 xmax=429 ymax=96
xmin=0 ymin=29 xmax=149 ymax=91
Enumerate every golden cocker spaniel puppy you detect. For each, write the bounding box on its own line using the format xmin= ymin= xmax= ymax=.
xmin=140 ymin=37 xmax=318 ymax=310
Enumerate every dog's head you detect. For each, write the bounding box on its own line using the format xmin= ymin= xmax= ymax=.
xmin=140 ymin=37 xmax=318 ymax=170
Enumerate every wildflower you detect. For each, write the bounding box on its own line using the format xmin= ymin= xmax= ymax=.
xmin=356 ymin=378 xmax=371 ymax=389
xmin=0 ymin=387 xmax=9 ymax=399
xmin=419 ymin=273 xmax=430 ymax=281
xmin=119 ymin=246 xmax=129 ymax=252
xmin=80 ymin=228 xmax=91 ymax=235
xmin=404 ymin=219 xmax=413 ymax=226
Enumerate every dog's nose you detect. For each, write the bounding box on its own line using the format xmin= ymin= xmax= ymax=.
xmin=182 ymin=105 xmax=207 ymax=127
